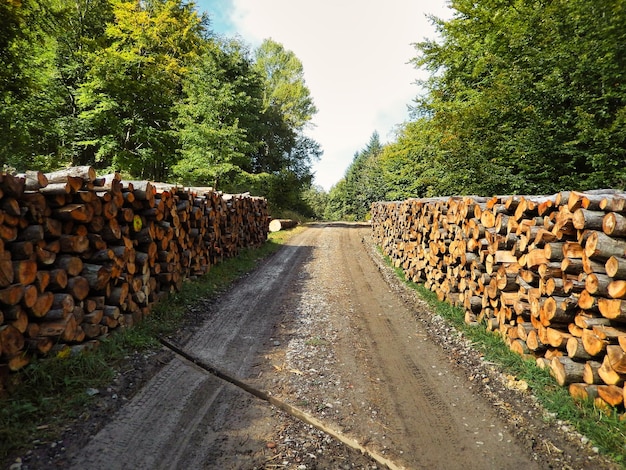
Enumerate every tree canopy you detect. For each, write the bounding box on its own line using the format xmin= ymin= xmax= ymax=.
xmin=327 ymin=0 xmax=626 ymax=221
xmin=1 ymin=0 xmax=320 ymax=212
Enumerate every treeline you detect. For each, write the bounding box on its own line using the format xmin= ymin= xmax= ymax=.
xmin=325 ymin=0 xmax=626 ymax=221
xmin=0 ymin=0 xmax=319 ymax=213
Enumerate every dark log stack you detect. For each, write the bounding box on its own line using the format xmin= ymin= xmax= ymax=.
xmin=0 ymin=167 xmax=268 ymax=373
xmin=371 ymin=190 xmax=626 ymax=411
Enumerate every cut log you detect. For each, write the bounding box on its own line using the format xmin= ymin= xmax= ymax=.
xmin=585 ymin=231 xmax=626 ymax=261
xmin=55 ymin=255 xmax=84 ymax=277
xmin=573 ymin=209 xmax=605 ymax=231
xmin=0 ymin=284 xmax=24 ymax=306
xmin=550 ymin=356 xmax=585 ymax=386
xmin=45 ymin=166 xmax=96 ymax=184
xmin=606 ymin=256 xmax=626 ymax=280
xmin=598 ymin=298 xmax=626 ymax=322
xmin=597 ymin=384 xmax=624 ymax=407
xmin=67 ymin=276 xmax=90 ymax=301
xmin=583 ymin=361 xmax=603 ymax=385
xmin=0 ymin=325 xmax=24 ymax=356
xmin=12 ymin=260 xmax=37 ymax=286
xmin=598 ymin=355 xmax=625 ymax=386
xmin=569 ymin=383 xmax=599 ymax=401
xmin=606 ymin=345 xmax=626 ymax=374
xmin=581 ymin=328 xmax=608 ymax=356
xmin=268 ymin=219 xmax=298 ymax=232
xmin=567 ymin=337 xmax=593 ymax=361
xmin=28 ymin=292 xmax=54 ymax=318
xmin=603 ymin=212 xmax=626 ymax=238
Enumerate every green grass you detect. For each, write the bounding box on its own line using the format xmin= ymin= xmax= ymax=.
xmin=385 ymin=258 xmax=626 ymax=466
xmin=0 ymin=226 xmax=305 ymax=463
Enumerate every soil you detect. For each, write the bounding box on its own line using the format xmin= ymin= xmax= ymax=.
xmin=9 ymin=222 xmax=620 ymax=470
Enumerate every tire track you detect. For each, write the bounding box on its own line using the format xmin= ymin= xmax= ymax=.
xmin=68 ymin=228 xmax=325 ymax=470
xmin=327 ymin=225 xmax=542 ymax=469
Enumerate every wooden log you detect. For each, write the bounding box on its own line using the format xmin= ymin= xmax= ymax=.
xmin=603 ymin=212 xmax=626 ymax=238
xmin=598 ymin=355 xmax=625 ymax=386
xmin=81 ymin=264 xmax=111 ymax=291
xmin=606 ymin=256 xmax=626 ymax=280
xmin=21 ymin=284 xmax=38 ymax=309
xmin=567 ymin=337 xmax=594 ymax=361
xmin=573 ymin=209 xmax=605 ymax=231
xmin=550 ymin=356 xmax=585 ymax=386
xmin=574 ymin=313 xmax=611 ymax=329
xmin=53 ymin=203 xmax=94 ymax=222
xmin=12 ymin=260 xmax=37 ymax=286
xmin=578 ymin=289 xmax=598 ymax=310
xmin=606 ymin=345 xmax=626 ymax=374
xmin=67 ymin=276 xmax=90 ymax=301
xmin=0 ymin=284 xmax=24 ymax=306
xmin=0 ymin=257 xmax=14 ymax=287
xmin=585 ymin=273 xmax=611 ymax=296
xmin=582 ymin=328 xmax=608 ymax=356
xmin=569 ymin=383 xmax=599 ymax=401
xmin=608 ymin=280 xmax=626 ymax=299
xmin=0 ymin=324 xmax=24 ymax=356
xmin=25 ymin=337 xmax=54 ymax=355
xmin=583 ymin=361 xmax=603 ymax=385
xmin=59 ymin=234 xmax=90 ymax=253
xmin=27 ymin=292 xmax=54 ymax=318
xmin=45 ymin=166 xmax=96 ymax=184
xmin=54 ymin=255 xmax=83 ymax=277
xmin=597 ymin=384 xmax=624 ymax=407
xmin=598 ymin=298 xmax=626 ymax=322
xmin=37 ymin=320 xmax=68 ymax=338
xmin=585 ymin=231 xmax=626 ymax=262
xmin=268 ymin=219 xmax=298 ymax=232
xmin=16 ymin=170 xmax=48 ymax=191
xmin=546 ymin=327 xmax=571 ymax=349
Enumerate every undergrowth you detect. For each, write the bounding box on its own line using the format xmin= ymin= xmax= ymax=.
xmin=0 ymin=226 xmax=305 ymax=463
xmin=385 ymin=257 xmax=626 ymax=466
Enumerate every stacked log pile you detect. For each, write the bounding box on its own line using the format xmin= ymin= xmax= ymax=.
xmin=371 ymin=190 xmax=626 ymax=411
xmin=0 ymin=167 xmax=268 ymax=373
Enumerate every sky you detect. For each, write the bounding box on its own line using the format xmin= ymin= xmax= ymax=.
xmin=194 ymin=0 xmax=453 ymax=191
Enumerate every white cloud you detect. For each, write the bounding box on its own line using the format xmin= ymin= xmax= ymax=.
xmin=228 ymin=0 xmax=452 ymax=190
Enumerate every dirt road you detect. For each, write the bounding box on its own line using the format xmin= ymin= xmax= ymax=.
xmin=61 ymin=223 xmax=612 ymax=469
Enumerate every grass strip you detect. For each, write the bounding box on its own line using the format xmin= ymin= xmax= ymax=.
xmin=385 ymin=259 xmax=626 ymax=466
xmin=0 ymin=226 xmax=305 ymax=463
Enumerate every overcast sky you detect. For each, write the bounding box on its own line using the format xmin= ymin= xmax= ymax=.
xmin=194 ymin=0 xmax=453 ymax=190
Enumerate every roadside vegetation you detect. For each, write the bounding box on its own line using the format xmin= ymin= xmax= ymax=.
xmin=0 ymin=227 xmax=305 ymax=463
xmin=386 ymin=261 xmax=626 ymax=466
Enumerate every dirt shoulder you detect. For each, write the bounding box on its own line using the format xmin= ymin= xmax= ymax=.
xmin=11 ymin=223 xmax=619 ymax=470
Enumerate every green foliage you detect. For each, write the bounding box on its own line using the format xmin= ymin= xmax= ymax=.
xmin=174 ymin=38 xmax=263 ymax=187
xmin=0 ymin=0 xmax=68 ymax=169
xmin=77 ymin=0 xmax=206 ymax=180
xmin=325 ymin=132 xmax=386 ymax=221
xmin=254 ymin=39 xmax=317 ymax=132
xmin=410 ymin=0 xmax=626 ymax=195
xmin=0 ymin=1 xmax=319 ymax=216
xmin=300 ymin=184 xmax=328 ymax=220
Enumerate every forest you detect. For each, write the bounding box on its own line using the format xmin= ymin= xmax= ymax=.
xmin=2 ymin=0 xmax=626 ymax=220
xmin=325 ymin=0 xmax=626 ymax=221
xmin=0 ymin=0 xmax=318 ymax=213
